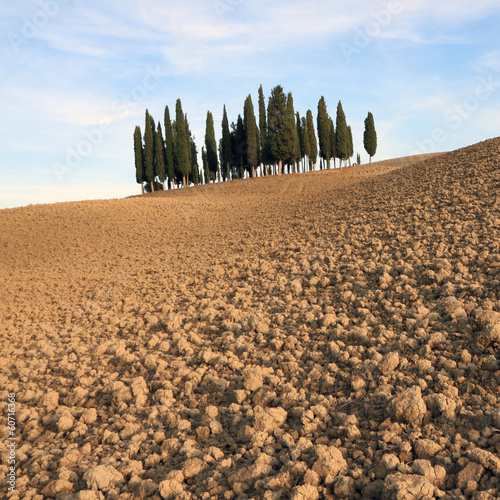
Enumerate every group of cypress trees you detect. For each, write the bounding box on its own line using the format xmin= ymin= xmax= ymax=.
xmin=133 ymin=85 xmax=377 ymax=192
xmin=134 ymin=100 xmax=198 ymax=192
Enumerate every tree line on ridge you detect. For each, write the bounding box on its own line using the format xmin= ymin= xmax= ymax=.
xmin=133 ymin=85 xmax=377 ymax=192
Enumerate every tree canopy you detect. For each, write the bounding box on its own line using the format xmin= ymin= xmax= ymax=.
xmin=133 ymin=86 xmax=376 ymax=190
xmin=364 ymin=111 xmax=377 ymax=164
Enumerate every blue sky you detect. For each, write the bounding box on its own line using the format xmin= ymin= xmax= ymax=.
xmin=1 ymin=0 xmax=499 ymax=208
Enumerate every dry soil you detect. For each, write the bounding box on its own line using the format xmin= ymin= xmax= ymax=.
xmin=1 ymin=140 xmax=499 ymax=499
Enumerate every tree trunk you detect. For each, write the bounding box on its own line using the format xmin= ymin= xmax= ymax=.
xmin=150 ymin=181 xmax=154 ymax=192
xmin=369 ymin=156 xmax=372 ymax=165
xmin=141 ymin=184 xmax=144 ymax=195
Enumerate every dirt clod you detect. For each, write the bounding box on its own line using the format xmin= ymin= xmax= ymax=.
xmin=1 ymin=140 xmax=500 ymax=498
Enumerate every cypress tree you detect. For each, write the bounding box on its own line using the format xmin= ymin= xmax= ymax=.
xmin=155 ymin=122 xmax=166 ymax=190
xmin=363 ymin=112 xmax=377 ymax=164
xmin=287 ymin=93 xmax=301 ymax=173
xmin=151 ymin=113 xmax=158 ymax=182
xmin=235 ymin=115 xmax=246 ymax=177
xmin=296 ymin=113 xmax=304 ymax=173
xmin=268 ymin=85 xmax=294 ymax=175
xmin=347 ymin=125 xmax=354 ymax=167
xmin=164 ymin=105 xmax=175 ymax=189
xmin=190 ymin=138 xmax=199 ymax=185
xmin=335 ymin=101 xmax=349 ymax=168
xmin=329 ymin=117 xmax=336 ymax=168
xmin=218 ymin=138 xmax=224 ymax=181
xmin=134 ymin=125 xmax=145 ymax=194
xmin=144 ymin=110 xmax=155 ymax=192
xmin=185 ymin=113 xmax=192 ymax=183
xmin=229 ymin=123 xmax=236 ymax=178
xmin=306 ymin=110 xmax=317 ymax=172
xmin=239 ymin=156 xmax=245 ymax=179
xmin=266 ymin=96 xmax=276 ymax=174
xmin=205 ymin=111 xmax=219 ymax=182
xmin=202 ymin=147 xmax=210 ymax=184
xmin=258 ymin=84 xmax=267 ymax=175
xmin=300 ymin=116 xmax=311 ymax=172
xmin=244 ymin=95 xmax=260 ymax=178
xmin=221 ymin=105 xmax=232 ymax=181
xmin=297 ymin=113 xmax=303 ymax=158
xmin=357 ymin=152 xmax=361 ymax=165
xmin=174 ymin=99 xmax=190 ymax=187
xmin=317 ymin=97 xmax=330 ymax=169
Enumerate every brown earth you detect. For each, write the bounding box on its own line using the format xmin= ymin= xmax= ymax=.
xmin=0 ymin=140 xmax=499 ymax=500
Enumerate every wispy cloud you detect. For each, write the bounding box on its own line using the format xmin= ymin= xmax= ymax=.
xmin=1 ymin=0 xmax=499 ymax=209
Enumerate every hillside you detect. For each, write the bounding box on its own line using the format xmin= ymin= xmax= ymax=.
xmin=0 ymin=142 xmax=499 ymax=499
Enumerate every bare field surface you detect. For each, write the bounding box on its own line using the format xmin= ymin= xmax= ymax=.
xmin=1 ymin=142 xmax=499 ymax=499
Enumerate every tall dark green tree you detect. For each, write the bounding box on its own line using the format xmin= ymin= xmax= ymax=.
xmin=347 ymin=125 xmax=354 ymax=167
xmin=363 ymin=112 xmax=377 ymax=164
xmin=317 ymin=97 xmax=331 ymax=170
xmin=268 ymin=85 xmax=294 ymax=175
xmin=205 ymin=111 xmax=219 ymax=182
xmin=219 ymin=137 xmax=231 ymax=181
xmin=287 ymin=93 xmax=301 ymax=173
xmin=233 ymin=115 xmax=246 ymax=178
xmin=300 ymin=116 xmax=311 ymax=172
xmin=190 ymin=138 xmax=199 ymax=185
xmin=329 ymin=117 xmax=336 ymax=169
xmin=134 ymin=125 xmax=145 ymax=194
xmin=155 ymin=122 xmax=166 ymax=190
xmin=258 ymin=84 xmax=268 ymax=175
xmin=144 ymin=109 xmax=156 ymax=192
xmin=244 ymin=95 xmax=260 ymax=178
xmin=296 ymin=113 xmax=304 ymax=173
xmin=164 ymin=105 xmax=175 ymax=189
xmin=185 ymin=113 xmax=192 ymax=183
xmin=221 ymin=105 xmax=232 ymax=181
xmin=335 ymin=101 xmax=349 ymax=168
xmin=174 ymin=99 xmax=190 ymax=187
xmin=202 ymin=147 xmax=210 ymax=184
xmin=266 ymin=96 xmax=275 ymax=174
xmin=306 ymin=110 xmax=317 ymax=172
